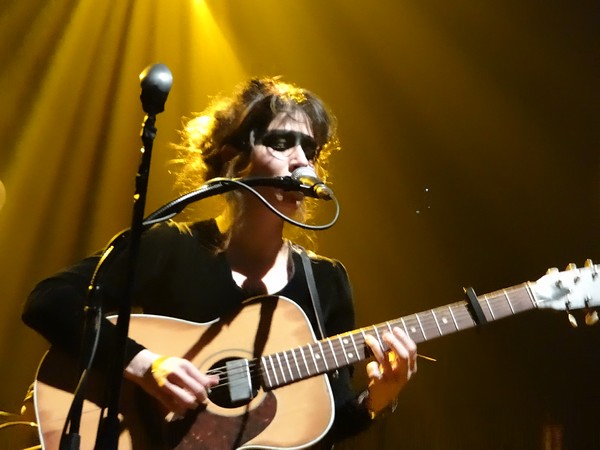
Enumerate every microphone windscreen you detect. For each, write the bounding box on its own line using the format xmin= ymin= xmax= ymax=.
xmin=139 ymin=64 xmax=173 ymax=114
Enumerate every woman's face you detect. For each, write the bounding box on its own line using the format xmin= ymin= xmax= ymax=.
xmin=246 ymin=110 xmax=316 ymax=213
xmin=249 ymin=111 xmax=315 ymax=176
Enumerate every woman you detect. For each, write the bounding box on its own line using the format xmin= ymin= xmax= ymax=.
xmin=23 ymin=77 xmax=417 ymax=447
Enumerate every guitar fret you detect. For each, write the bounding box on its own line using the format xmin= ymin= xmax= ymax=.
xmin=308 ymin=343 xmax=321 ymax=373
xmin=448 ymin=304 xmax=460 ymax=330
xmin=282 ymin=351 xmax=294 ymax=381
xmin=350 ymin=333 xmax=361 ymax=361
xmin=338 ymin=336 xmax=351 ymax=365
xmin=359 ymin=329 xmax=370 ymax=357
xmin=433 ymin=306 xmax=455 ymax=335
xmin=524 ymin=283 xmax=538 ymax=309
xmin=424 ymin=310 xmax=442 ymax=339
xmin=415 ymin=313 xmax=427 ymax=340
xmin=510 ymin=288 xmax=528 ymax=312
xmin=290 ymin=348 xmax=301 ymax=379
xmin=317 ymin=341 xmax=329 ymax=371
xmin=327 ymin=339 xmax=339 ymax=368
xmin=497 ymin=294 xmax=514 ymax=317
xmin=493 ymin=292 xmax=516 ymax=319
xmin=404 ymin=315 xmax=426 ymax=342
xmin=359 ymin=328 xmax=367 ymax=341
xmin=275 ymin=353 xmax=286 ymax=384
xmin=372 ymin=326 xmax=385 ymax=351
xmin=299 ymin=346 xmax=311 ymax=377
xmin=431 ymin=309 xmax=443 ymax=336
xmin=400 ymin=317 xmax=409 ymax=335
xmin=483 ymin=294 xmax=496 ymax=320
xmin=503 ymin=289 xmax=515 ymax=314
xmin=262 ymin=356 xmax=273 ymax=388
xmin=386 ymin=321 xmax=393 ymax=334
xmin=268 ymin=355 xmax=279 ymax=386
xmin=385 ymin=321 xmax=397 ymax=341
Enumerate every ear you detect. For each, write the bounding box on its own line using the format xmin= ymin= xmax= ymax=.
xmin=221 ymin=144 xmax=252 ymax=178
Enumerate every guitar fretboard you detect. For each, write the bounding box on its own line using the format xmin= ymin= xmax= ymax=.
xmin=260 ymin=282 xmax=537 ymax=390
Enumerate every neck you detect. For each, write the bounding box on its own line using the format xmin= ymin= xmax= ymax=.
xmin=223 ymin=196 xmax=289 ymax=276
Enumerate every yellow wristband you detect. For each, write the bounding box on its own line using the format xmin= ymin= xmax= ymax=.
xmin=151 ymin=355 xmax=170 ymax=386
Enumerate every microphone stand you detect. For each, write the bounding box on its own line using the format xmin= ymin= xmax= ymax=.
xmin=94 ymin=64 xmax=172 ymax=450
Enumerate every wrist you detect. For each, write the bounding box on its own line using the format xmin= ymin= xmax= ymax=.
xmin=124 ymin=349 xmax=160 ymax=381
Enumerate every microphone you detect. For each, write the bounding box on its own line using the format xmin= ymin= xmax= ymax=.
xmin=291 ymin=167 xmax=334 ymax=200
xmin=139 ymin=63 xmax=173 ymax=115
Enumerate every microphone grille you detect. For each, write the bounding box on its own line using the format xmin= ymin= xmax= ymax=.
xmin=291 ymin=166 xmax=318 ymax=181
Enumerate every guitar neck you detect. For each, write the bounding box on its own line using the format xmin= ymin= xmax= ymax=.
xmin=260 ymin=282 xmax=537 ymax=390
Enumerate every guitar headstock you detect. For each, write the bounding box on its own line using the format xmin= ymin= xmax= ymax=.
xmin=531 ymin=260 xmax=599 ymax=326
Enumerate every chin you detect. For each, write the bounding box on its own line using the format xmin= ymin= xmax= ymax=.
xmin=274 ymin=191 xmax=304 ymax=214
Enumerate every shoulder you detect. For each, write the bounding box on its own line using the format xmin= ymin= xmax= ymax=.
xmin=146 ymin=219 xmax=223 ymax=248
xmin=291 ymin=244 xmax=349 ymax=278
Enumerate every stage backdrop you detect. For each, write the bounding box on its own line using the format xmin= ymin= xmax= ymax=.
xmin=0 ymin=0 xmax=598 ymax=448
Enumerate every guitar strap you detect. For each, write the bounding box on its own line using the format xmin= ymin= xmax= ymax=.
xmin=299 ymin=248 xmax=327 ymax=340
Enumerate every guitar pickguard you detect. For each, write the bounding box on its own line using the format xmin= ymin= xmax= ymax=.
xmin=165 ymin=391 xmax=276 ymax=449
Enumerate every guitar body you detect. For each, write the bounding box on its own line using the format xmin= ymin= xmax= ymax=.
xmin=33 ymin=296 xmax=335 ymax=450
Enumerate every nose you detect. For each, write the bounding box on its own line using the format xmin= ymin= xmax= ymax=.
xmin=288 ymin=145 xmax=310 ymax=171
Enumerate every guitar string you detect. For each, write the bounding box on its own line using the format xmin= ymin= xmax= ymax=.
xmin=200 ymin=295 xmax=526 ymax=391
xmin=203 ymin=362 xmax=260 ymax=391
xmin=202 ymin=307 xmax=476 ymax=390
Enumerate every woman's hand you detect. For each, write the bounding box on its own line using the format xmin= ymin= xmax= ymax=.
xmin=124 ymin=349 xmax=219 ymax=417
xmin=364 ymin=327 xmax=417 ymax=415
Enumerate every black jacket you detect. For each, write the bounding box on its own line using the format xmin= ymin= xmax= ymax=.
xmin=23 ymin=220 xmax=372 ymax=445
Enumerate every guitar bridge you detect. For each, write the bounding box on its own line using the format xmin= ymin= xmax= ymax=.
xmin=226 ymin=359 xmax=253 ymax=403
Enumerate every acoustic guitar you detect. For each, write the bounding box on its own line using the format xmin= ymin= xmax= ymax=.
xmin=33 ymin=262 xmax=599 ymax=449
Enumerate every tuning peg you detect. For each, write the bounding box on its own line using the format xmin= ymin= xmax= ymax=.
xmin=546 ymin=267 xmax=559 ymax=275
xmin=584 ymin=296 xmax=599 ymax=325
xmin=585 ymin=259 xmax=599 ymax=279
xmin=585 ymin=311 xmax=598 ymax=326
xmin=565 ymin=263 xmax=577 ymax=271
xmin=564 ymin=301 xmax=578 ymax=327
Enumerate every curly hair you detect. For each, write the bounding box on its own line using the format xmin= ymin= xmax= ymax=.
xmin=171 ymin=77 xmax=340 ymax=248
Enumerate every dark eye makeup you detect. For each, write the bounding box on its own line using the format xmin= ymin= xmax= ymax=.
xmin=256 ymin=130 xmax=319 ymax=160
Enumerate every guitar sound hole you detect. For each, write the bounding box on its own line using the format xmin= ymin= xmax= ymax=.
xmin=208 ymin=357 xmax=259 ymax=408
